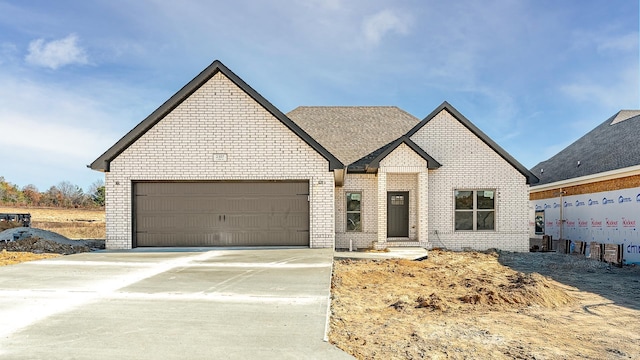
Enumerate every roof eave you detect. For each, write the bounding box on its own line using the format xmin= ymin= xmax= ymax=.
xmin=530 ymin=164 xmax=640 ymax=192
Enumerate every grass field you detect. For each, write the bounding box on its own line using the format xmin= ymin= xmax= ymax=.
xmin=0 ymin=206 xmax=105 ymax=239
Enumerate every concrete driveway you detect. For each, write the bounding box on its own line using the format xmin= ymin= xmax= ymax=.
xmin=0 ymin=248 xmax=353 ymax=359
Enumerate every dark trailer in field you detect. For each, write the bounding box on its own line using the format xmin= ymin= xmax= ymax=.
xmin=0 ymin=213 xmax=31 ymax=227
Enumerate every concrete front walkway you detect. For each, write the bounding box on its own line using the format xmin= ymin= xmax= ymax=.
xmin=0 ymin=248 xmax=352 ymax=359
xmin=334 ymin=247 xmax=428 ymax=260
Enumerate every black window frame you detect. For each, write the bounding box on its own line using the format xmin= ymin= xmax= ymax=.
xmin=454 ymin=189 xmax=496 ymax=231
xmin=346 ymin=191 xmax=362 ymax=232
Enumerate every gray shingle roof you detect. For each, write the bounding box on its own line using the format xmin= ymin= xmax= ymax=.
xmin=530 ymin=110 xmax=640 ymax=186
xmin=287 ymin=106 xmax=420 ymax=166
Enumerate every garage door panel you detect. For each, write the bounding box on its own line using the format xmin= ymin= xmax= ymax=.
xmin=225 ymin=214 xmax=308 ymax=229
xmin=137 ymin=214 xmax=222 ymax=231
xmin=134 ymin=182 xmax=309 ymax=247
xmin=136 ymin=230 xmax=308 ymax=247
xmin=137 ymin=210 xmax=308 ymax=229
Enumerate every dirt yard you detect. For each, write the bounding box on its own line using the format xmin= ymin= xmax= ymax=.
xmin=0 ymin=206 xmax=105 ymax=239
xmin=330 ymin=250 xmax=640 ymax=360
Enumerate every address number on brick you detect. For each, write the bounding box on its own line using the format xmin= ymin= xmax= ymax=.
xmin=213 ymin=153 xmax=228 ymax=162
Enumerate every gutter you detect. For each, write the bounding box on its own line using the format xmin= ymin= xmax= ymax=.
xmin=530 ymin=164 xmax=640 ymax=192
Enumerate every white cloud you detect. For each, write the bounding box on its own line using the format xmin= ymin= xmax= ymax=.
xmin=570 ymin=28 xmax=639 ymax=54
xmin=25 ymin=34 xmax=88 ymax=69
xmin=0 ymin=71 xmax=143 ymax=190
xmin=559 ymin=64 xmax=639 ymax=108
xmin=0 ymin=111 xmax=115 ymax=190
xmin=362 ymin=9 xmax=411 ymax=45
xmin=596 ymin=31 xmax=639 ymax=53
xmin=0 ymin=118 xmax=110 ymax=162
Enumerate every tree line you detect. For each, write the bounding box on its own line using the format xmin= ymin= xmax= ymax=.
xmin=0 ymin=176 xmax=105 ymax=208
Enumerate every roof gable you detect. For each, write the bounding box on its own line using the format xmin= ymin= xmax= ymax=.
xmin=90 ymin=60 xmax=343 ymax=172
xmin=531 ymin=110 xmax=640 ymax=186
xmin=407 ymin=101 xmax=538 ymax=185
xmin=348 ymin=136 xmax=441 ymax=173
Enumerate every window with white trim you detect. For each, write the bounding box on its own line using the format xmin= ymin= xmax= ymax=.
xmin=454 ymin=190 xmax=495 ymax=231
xmin=346 ymin=192 xmax=362 ymax=232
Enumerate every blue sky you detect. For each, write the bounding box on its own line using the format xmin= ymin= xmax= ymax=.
xmin=0 ymin=0 xmax=638 ymax=192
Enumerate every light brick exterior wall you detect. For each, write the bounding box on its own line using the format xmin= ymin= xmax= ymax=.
xmin=335 ymin=174 xmax=378 ymax=249
xmin=410 ymin=110 xmax=529 ymax=252
xmin=106 ymin=72 xmax=335 ymax=249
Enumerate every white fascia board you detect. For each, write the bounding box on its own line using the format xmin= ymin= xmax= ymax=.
xmin=529 ymin=165 xmax=640 ymax=193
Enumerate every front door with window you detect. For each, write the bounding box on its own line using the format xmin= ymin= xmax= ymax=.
xmin=387 ymin=191 xmax=409 ymax=237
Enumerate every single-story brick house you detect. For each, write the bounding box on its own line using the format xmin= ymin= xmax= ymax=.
xmin=529 ymin=110 xmax=640 ymax=264
xmin=91 ymin=60 xmax=537 ymax=251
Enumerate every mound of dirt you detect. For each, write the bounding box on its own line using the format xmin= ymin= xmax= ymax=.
xmin=331 ymin=251 xmax=572 ymax=316
xmin=330 ymin=250 xmax=578 ymax=359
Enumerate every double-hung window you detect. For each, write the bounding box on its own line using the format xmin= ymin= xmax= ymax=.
xmin=454 ymin=190 xmax=495 ymax=231
xmin=346 ymin=192 xmax=362 ymax=232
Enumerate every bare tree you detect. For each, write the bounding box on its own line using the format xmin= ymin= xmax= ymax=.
xmin=57 ymin=181 xmax=77 ymax=207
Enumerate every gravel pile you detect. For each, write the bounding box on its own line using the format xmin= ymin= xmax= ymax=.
xmin=0 ymin=227 xmax=71 ymax=243
xmin=0 ymin=237 xmax=90 ymax=254
xmin=0 ymin=227 xmax=105 ymax=254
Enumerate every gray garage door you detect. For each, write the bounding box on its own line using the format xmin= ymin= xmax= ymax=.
xmin=133 ymin=181 xmax=309 ymax=247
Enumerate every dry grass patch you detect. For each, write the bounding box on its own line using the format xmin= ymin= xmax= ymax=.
xmin=0 ymin=249 xmax=60 ymax=266
xmin=31 ymin=221 xmax=105 ymax=239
